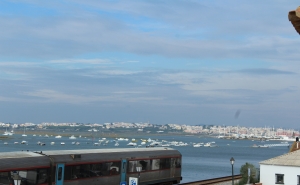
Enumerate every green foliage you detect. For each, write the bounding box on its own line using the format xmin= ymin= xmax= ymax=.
xmin=238 ymin=163 xmax=258 ymax=185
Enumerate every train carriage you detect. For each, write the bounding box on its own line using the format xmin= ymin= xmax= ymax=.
xmin=0 ymin=152 xmax=51 ymax=185
xmin=0 ymin=147 xmax=182 ymax=185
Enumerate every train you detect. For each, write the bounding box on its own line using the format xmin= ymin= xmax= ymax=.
xmin=0 ymin=147 xmax=182 ymax=185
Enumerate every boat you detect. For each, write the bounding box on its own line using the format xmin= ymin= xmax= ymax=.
xmin=203 ymin=143 xmax=211 ymax=147
xmin=115 ymin=142 xmax=119 ymax=146
xmin=44 ymin=134 xmax=49 ymax=138
xmin=3 ymin=128 xmax=13 ymax=136
xmin=22 ymin=127 xmax=27 ymax=137
xmin=3 ymin=142 xmax=8 ymax=145
xmin=252 ymin=144 xmax=259 ymax=148
xmin=55 ymin=135 xmax=62 ymax=138
xmin=21 ymin=141 xmax=28 ymax=144
xmin=14 ymin=142 xmax=19 ymax=144
xmin=50 ymin=142 xmax=55 ymax=145
xmin=61 ymin=142 xmax=65 ymax=145
xmin=193 ymin=144 xmax=202 ymax=147
xmin=258 ymin=145 xmax=269 ymax=148
xmin=69 ymin=135 xmax=76 ymax=139
xmin=75 ymin=142 xmax=80 ymax=145
xmin=127 ymin=142 xmax=137 ymax=146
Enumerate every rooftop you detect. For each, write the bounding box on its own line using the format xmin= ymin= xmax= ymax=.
xmin=288 ymin=6 xmax=300 ymax=35
xmin=260 ymin=142 xmax=300 ymax=167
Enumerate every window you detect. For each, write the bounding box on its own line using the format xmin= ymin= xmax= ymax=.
xmin=159 ymin=158 xmax=171 ymax=169
xmin=0 ymin=172 xmax=12 ymax=185
xmin=57 ymin=167 xmax=62 ymax=181
xmin=64 ymin=162 xmax=121 ymax=180
xmin=0 ymin=169 xmax=49 ymax=185
xmin=128 ymin=158 xmax=174 ymax=172
xmin=275 ymin=174 xmax=284 ymax=184
xmin=171 ymin=158 xmax=181 ymax=168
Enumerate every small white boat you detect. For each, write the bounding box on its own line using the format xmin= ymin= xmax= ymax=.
xmin=203 ymin=142 xmax=211 ymax=147
xmin=21 ymin=141 xmax=28 ymax=144
xmin=69 ymin=135 xmax=76 ymax=139
xmin=22 ymin=127 xmax=27 ymax=137
xmin=14 ymin=142 xmax=19 ymax=144
xmin=75 ymin=142 xmax=80 ymax=145
xmin=36 ymin=141 xmax=45 ymax=146
xmin=44 ymin=134 xmax=49 ymax=138
xmin=50 ymin=142 xmax=55 ymax=145
xmin=258 ymin=145 xmax=269 ymax=148
xmin=193 ymin=144 xmax=202 ymax=147
xmin=61 ymin=142 xmax=65 ymax=145
xmin=4 ymin=142 xmax=8 ymax=145
xmin=127 ymin=142 xmax=137 ymax=146
xmin=115 ymin=142 xmax=119 ymax=146
xmin=55 ymin=135 xmax=62 ymax=138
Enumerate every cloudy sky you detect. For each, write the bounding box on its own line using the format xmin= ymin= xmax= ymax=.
xmin=0 ymin=0 xmax=300 ymax=128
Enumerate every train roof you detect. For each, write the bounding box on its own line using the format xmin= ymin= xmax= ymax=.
xmin=0 ymin=151 xmax=50 ymax=172
xmin=0 ymin=151 xmax=44 ymax=158
xmin=40 ymin=147 xmax=180 ymax=155
xmin=41 ymin=147 xmax=181 ymax=165
xmin=0 ymin=148 xmax=181 ymax=169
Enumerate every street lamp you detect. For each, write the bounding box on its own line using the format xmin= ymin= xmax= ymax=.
xmin=136 ymin=166 xmax=142 ymax=185
xmin=230 ymin=157 xmax=235 ymax=185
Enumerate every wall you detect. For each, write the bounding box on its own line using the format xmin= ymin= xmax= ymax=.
xmin=260 ymin=164 xmax=300 ymax=185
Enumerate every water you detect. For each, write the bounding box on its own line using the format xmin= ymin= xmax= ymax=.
xmin=0 ymin=134 xmax=290 ymax=183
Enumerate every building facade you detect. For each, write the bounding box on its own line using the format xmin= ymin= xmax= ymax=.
xmin=260 ymin=141 xmax=300 ymax=185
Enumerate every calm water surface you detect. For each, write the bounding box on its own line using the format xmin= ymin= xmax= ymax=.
xmin=0 ymin=134 xmax=290 ymax=183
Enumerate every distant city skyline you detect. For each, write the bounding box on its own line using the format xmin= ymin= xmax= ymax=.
xmin=0 ymin=1 xmax=300 ymax=128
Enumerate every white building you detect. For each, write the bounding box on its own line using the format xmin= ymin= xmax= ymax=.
xmin=259 ymin=147 xmax=300 ymax=185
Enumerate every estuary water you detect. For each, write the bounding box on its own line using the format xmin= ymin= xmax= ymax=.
xmin=0 ymin=134 xmax=291 ymax=183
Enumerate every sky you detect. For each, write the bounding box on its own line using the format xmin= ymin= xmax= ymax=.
xmin=0 ymin=0 xmax=300 ymax=128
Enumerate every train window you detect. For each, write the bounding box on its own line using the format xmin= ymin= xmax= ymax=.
xmin=128 ymin=160 xmax=150 ymax=172
xmin=128 ymin=161 xmax=138 ymax=172
xmin=151 ymin=159 xmax=160 ymax=170
xmin=64 ymin=162 xmax=121 ymax=180
xmin=37 ymin=169 xmax=48 ymax=184
xmin=174 ymin=158 xmax=181 ymax=168
xmin=128 ymin=158 xmax=173 ymax=172
xmin=159 ymin=158 xmax=171 ymax=169
xmin=0 ymin=169 xmax=49 ymax=185
xmin=0 ymin=172 xmax=12 ymax=185
xmin=139 ymin=160 xmax=150 ymax=171
xmin=57 ymin=167 xmax=62 ymax=181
